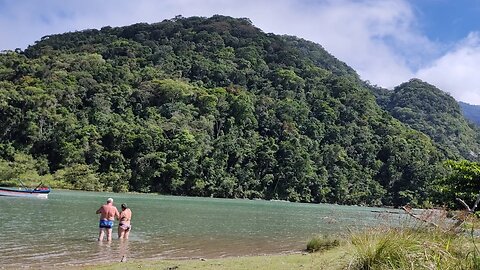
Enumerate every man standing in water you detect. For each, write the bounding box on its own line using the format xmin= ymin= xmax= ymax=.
xmin=96 ymin=198 xmax=119 ymax=241
xmin=118 ymin=203 xmax=132 ymax=239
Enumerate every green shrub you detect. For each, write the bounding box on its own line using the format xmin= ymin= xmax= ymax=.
xmin=55 ymin=164 xmax=103 ymax=191
xmin=306 ymin=235 xmax=340 ymax=252
xmin=349 ymin=226 xmax=480 ymax=270
xmin=350 ymin=228 xmax=414 ymax=269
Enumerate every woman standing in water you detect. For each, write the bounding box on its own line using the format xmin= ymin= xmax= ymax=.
xmin=118 ymin=203 xmax=132 ymax=239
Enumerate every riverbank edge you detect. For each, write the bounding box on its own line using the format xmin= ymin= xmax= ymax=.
xmin=68 ymin=248 xmax=352 ymax=270
xmin=66 ymin=223 xmax=480 ymax=270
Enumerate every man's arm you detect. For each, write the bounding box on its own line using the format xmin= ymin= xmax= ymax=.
xmin=96 ymin=206 xmax=102 ymax=214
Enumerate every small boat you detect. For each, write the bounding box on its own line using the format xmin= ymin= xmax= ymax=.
xmin=0 ymin=183 xmax=50 ymax=199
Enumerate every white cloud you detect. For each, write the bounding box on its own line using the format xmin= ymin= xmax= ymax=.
xmin=0 ymin=0 xmax=478 ymax=104
xmin=278 ymin=0 xmax=422 ymax=88
xmin=416 ymin=32 xmax=480 ymax=105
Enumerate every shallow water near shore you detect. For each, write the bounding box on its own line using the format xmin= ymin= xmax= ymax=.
xmin=0 ymin=190 xmax=403 ymax=268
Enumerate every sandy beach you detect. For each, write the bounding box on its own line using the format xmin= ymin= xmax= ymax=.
xmin=67 ymin=249 xmax=351 ymax=270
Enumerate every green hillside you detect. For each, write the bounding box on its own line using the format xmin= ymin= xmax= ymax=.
xmin=370 ymin=79 xmax=480 ymax=160
xmin=0 ymin=15 xmax=462 ymax=206
xmin=460 ymin=101 xmax=480 ymax=126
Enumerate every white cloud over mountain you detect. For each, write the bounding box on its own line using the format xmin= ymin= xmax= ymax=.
xmin=416 ymin=32 xmax=480 ymax=104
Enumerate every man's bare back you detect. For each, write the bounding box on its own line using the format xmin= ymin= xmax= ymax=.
xmin=96 ymin=204 xmax=119 ymax=220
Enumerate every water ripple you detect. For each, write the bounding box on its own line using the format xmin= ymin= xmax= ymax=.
xmin=1 ymin=190 xmax=397 ymax=268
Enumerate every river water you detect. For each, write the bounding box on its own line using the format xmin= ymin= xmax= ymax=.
xmin=0 ymin=190 xmax=402 ymax=268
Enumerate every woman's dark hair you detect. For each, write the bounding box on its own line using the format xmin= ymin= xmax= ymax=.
xmin=121 ymin=203 xmax=128 ymax=209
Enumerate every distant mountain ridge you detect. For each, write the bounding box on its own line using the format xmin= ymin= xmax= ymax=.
xmin=459 ymin=101 xmax=480 ymax=126
xmin=370 ymin=79 xmax=480 ymax=160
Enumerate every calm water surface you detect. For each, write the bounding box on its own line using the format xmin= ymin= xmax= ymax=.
xmin=0 ymin=190 xmax=403 ymax=268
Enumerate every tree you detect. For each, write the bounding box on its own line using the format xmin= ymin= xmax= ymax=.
xmin=439 ymin=160 xmax=480 ymax=208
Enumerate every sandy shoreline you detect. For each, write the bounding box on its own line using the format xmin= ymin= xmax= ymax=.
xmin=62 ymin=250 xmax=305 ymax=268
xmin=63 ymin=249 xmax=351 ymax=270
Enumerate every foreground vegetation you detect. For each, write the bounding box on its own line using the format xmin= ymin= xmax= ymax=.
xmin=350 ymin=227 xmax=480 ymax=269
xmin=69 ymin=230 xmax=479 ymax=270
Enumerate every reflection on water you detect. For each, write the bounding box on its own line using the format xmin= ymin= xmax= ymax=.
xmin=0 ymin=190 xmax=404 ymax=268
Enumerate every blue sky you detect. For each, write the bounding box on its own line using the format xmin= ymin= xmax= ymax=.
xmin=410 ymin=0 xmax=480 ymax=43
xmin=1 ymin=0 xmax=480 ymax=104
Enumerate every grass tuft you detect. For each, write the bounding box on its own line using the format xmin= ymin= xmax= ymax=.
xmin=307 ymin=235 xmax=340 ymax=252
xmin=348 ymin=223 xmax=480 ymax=270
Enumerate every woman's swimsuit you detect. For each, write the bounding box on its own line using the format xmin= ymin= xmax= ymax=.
xmin=119 ymin=222 xmax=131 ymax=231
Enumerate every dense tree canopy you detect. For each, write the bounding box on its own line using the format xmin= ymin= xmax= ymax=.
xmin=0 ymin=15 xmax=475 ymax=206
xmin=370 ymin=79 xmax=480 ymax=161
xmin=437 ymin=160 xmax=480 ymax=209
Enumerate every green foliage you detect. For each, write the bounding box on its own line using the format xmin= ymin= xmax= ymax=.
xmin=306 ymin=235 xmax=340 ymax=252
xmin=350 ymin=227 xmax=479 ymax=270
xmin=351 ymin=228 xmax=412 ymax=269
xmin=55 ymin=164 xmax=102 ymax=191
xmin=371 ymin=79 xmax=480 ymax=161
xmin=0 ymin=15 xmax=470 ymax=206
xmin=438 ymin=160 xmax=480 ymax=208
xmin=0 ymin=153 xmax=51 ymax=186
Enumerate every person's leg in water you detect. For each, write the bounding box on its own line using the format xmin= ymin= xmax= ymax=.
xmin=106 ymin=227 xmax=113 ymax=241
xmin=98 ymin=227 xmax=105 ymax=241
xmin=118 ymin=226 xmax=125 ymax=239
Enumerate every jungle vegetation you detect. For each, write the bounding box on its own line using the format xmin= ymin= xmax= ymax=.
xmin=1 ymin=15 xmax=479 ymax=207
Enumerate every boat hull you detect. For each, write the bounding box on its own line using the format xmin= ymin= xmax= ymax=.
xmin=0 ymin=187 xmax=50 ymax=199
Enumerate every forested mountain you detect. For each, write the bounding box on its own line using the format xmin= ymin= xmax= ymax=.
xmin=459 ymin=101 xmax=480 ymax=126
xmin=370 ymin=79 xmax=480 ymax=160
xmin=0 ymin=15 xmax=469 ymax=206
